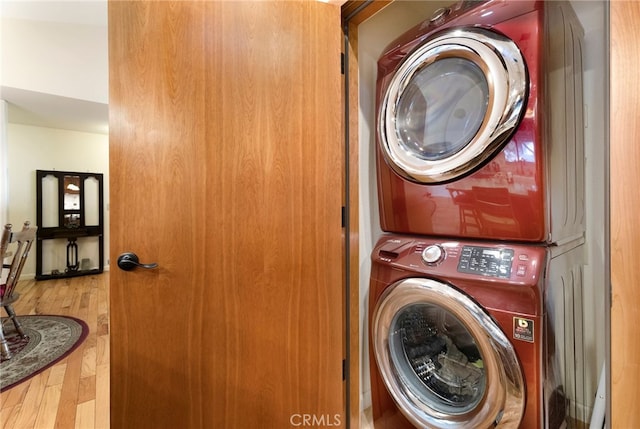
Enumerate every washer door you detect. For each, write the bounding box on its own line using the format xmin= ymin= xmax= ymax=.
xmin=378 ymin=28 xmax=527 ymax=184
xmin=372 ymin=278 xmax=525 ymax=428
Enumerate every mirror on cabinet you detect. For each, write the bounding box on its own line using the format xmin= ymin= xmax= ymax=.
xmin=36 ymin=170 xmax=104 ymax=280
xmin=63 ymin=175 xmax=81 ymax=227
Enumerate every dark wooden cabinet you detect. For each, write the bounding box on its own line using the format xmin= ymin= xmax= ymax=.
xmin=35 ymin=170 xmax=104 ymax=280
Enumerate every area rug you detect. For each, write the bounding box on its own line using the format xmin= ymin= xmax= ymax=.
xmin=0 ymin=315 xmax=89 ymax=391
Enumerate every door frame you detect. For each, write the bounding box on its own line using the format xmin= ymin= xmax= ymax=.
xmin=342 ymin=3 xmax=394 ymax=428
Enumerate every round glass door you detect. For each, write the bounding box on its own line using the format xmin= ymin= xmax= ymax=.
xmin=389 ymin=303 xmax=486 ymax=415
xmin=378 ymin=28 xmax=527 ymax=184
xmin=372 ymin=278 xmax=525 ymax=428
xmin=395 ymin=57 xmax=489 ymax=162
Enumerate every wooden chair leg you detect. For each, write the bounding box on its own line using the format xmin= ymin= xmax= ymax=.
xmin=4 ymin=305 xmax=27 ymax=338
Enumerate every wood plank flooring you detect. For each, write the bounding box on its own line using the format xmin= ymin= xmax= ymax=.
xmin=0 ymin=273 xmax=110 ymax=429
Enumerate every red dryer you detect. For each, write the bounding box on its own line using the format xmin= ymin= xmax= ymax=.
xmin=375 ymin=0 xmax=584 ymax=243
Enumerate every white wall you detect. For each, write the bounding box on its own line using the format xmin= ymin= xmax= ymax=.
xmin=571 ymin=0 xmax=609 ymax=419
xmin=1 ymin=101 xmax=8 ymax=228
xmin=1 ymin=16 xmax=108 ymax=103
xmin=1 ymin=4 xmax=110 ymax=279
xmin=357 ymin=0 xmax=608 ymax=419
xmin=6 ymin=123 xmax=109 ymax=278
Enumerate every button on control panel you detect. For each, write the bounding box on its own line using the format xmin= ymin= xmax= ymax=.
xmin=516 ymin=264 xmax=528 ymax=277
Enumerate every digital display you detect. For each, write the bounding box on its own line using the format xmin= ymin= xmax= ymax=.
xmin=457 ymin=246 xmax=514 ymax=278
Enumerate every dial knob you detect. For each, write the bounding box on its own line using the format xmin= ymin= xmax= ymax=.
xmin=422 ymin=245 xmax=445 ymax=265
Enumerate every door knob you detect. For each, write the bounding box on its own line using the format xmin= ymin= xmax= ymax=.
xmin=117 ymin=252 xmax=158 ymax=271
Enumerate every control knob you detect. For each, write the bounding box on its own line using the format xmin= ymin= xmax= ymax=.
xmin=422 ymin=245 xmax=445 ymax=265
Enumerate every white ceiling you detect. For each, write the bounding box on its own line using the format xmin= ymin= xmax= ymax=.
xmin=1 ymin=0 xmax=109 ymax=135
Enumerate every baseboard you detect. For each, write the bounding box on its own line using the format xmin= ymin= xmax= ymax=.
xmin=572 ymin=399 xmax=593 ymax=427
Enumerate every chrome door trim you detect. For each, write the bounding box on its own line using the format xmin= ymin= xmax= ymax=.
xmin=378 ymin=27 xmax=527 ymax=184
xmin=372 ymin=278 xmax=525 ymax=428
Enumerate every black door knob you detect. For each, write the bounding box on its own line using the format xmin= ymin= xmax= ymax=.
xmin=117 ymin=252 xmax=158 ymax=271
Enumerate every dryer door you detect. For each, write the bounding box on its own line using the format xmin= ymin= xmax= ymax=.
xmin=378 ymin=28 xmax=527 ymax=184
xmin=372 ymin=278 xmax=525 ymax=428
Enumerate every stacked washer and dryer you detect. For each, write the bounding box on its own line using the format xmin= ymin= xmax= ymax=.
xmin=368 ymin=1 xmax=586 ymax=428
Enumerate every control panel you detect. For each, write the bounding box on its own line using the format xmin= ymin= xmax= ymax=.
xmin=373 ymin=236 xmax=543 ymax=283
xmin=457 ymin=246 xmax=515 ymax=279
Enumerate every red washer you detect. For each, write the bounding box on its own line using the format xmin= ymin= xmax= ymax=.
xmin=368 ymin=234 xmax=585 ymax=429
xmin=375 ymin=0 xmax=584 ymax=243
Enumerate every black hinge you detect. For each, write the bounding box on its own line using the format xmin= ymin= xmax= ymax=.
xmin=341 ymin=206 xmax=346 ymax=228
xmin=342 ymin=359 xmax=346 ymax=381
xmin=341 ymin=52 xmax=345 ymax=75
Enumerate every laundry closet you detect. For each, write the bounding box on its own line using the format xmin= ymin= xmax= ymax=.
xmin=349 ymin=1 xmax=607 ymax=427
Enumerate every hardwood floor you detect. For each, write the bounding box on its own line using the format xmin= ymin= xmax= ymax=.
xmin=0 ymin=273 xmax=110 ymax=429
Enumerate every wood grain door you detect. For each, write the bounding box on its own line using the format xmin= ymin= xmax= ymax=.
xmin=610 ymin=1 xmax=640 ymax=427
xmin=108 ymin=2 xmax=345 ymax=428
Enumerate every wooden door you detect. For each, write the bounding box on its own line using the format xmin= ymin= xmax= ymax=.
xmin=610 ymin=1 xmax=640 ymax=427
xmin=108 ymin=2 xmax=345 ymax=428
